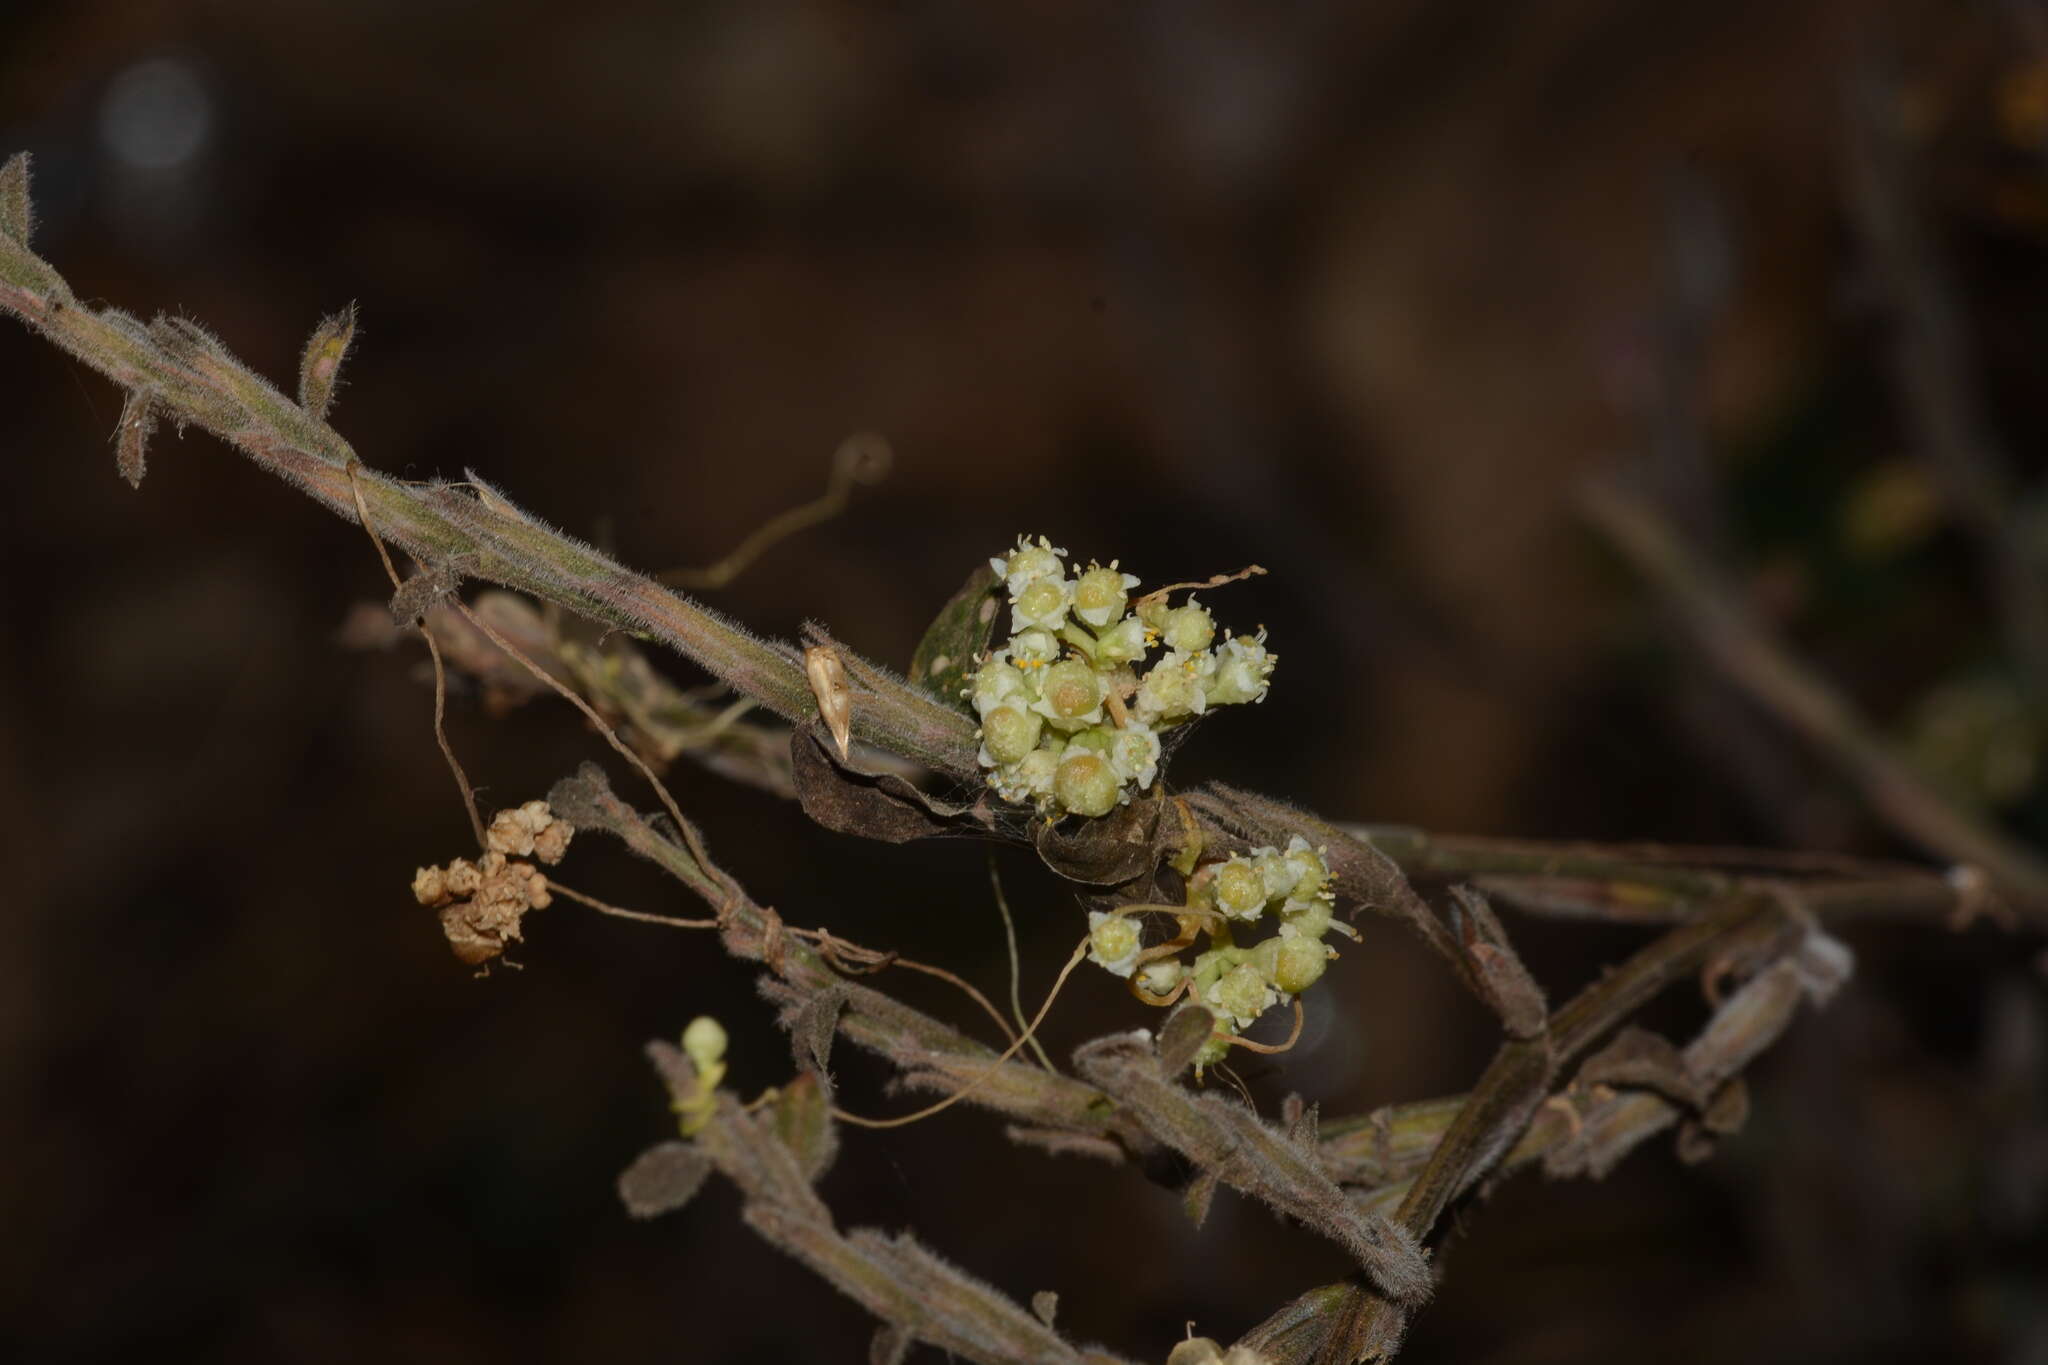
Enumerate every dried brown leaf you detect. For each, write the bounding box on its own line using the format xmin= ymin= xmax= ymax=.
xmin=1157 ymin=1003 xmax=1217 ymax=1079
xmin=1032 ymin=785 xmax=1165 ymax=886
xmin=1576 ymin=1025 xmax=1706 ymax=1110
xmin=790 ymin=723 xmax=991 ymax=844
xmin=788 ymin=983 xmax=849 ymax=1080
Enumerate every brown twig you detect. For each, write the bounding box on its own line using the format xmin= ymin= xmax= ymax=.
xmin=1581 ymin=479 xmax=2048 ymax=919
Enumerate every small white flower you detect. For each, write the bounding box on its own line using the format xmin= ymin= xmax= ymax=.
xmin=991 ymin=534 xmax=1067 ymax=597
xmin=993 ymin=741 xmax=1062 ymax=805
xmin=1133 ymin=650 xmax=1211 ymax=725
xmin=1006 ymin=628 xmax=1061 ymax=669
xmin=1253 ymin=846 xmax=1301 ymax=902
xmin=1009 ymin=573 xmax=1074 ymax=634
xmin=1204 ymin=632 xmax=1275 ymax=706
xmin=1086 ymin=910 xmax=1142 ymax=977
xmin=969 ymin=659 xmax=1028 ymax=719
xmin=1213 ymin=856 xmax=1267 ymax=921
xmin=1207 ymin=962 xmax=1277 ymax=1028
xmin=1280 ymin=835 xmax=1329 ymax=901
xmin=1107 ymin=720 xmax=1162 ymax=790
xmin=1137 ymin=959 xmax=1185 ymax=996
xmin=1161 ymin=599 xmax=1216 ymax=652
xmin=1072 ymin=564 xmax=1142 ymax=628
xmin=1278 ymin=896 xmax=1334 ymax=941
xmin=1094 ymin=615 xmax=1151 ymax=666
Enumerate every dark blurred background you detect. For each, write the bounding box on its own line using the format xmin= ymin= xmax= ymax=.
xmin=3 ymin=1 xmax=2046 ymax=1361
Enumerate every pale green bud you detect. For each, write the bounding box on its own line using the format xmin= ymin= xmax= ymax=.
xmin=1161 ymin=600 xmax=1216 ymax=652
xmin=1054 ymin=751 xmax=1121 ymax=816
xmin=1010 ymin=574 xmax=1072 ymax=633
xmin=1214 ymin=856 xmax=1267 ymax=920
xmin=979 ymin=702 xmax=1043 ymax=766
xmin=682 ymin=1015 xmax=728 ymax=1072
xmin=1209 ymin=962 xmax=1277 ymax=1028
xmin=1073 ymin=564 xmax=1140 ymax=628
xmin=1270 ymin=935 xmax=1330 ymax=995
xmin=1032 ymin=658 xmax=1104 ymax=728
xmin=1086 ymin=910 xmax=1142 ymax=977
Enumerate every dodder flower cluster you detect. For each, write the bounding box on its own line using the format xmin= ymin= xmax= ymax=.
xmin=968 ymin=536 xmax=1276 ymax=817
xmin=1089 ymin=834 xmax=1345 ymax=1066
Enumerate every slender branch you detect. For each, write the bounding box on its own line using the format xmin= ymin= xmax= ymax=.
xmin=1581 ymin=480 xmax=2048 ymax=918
xmin=0 ymin=219 xmax=977 ymax=779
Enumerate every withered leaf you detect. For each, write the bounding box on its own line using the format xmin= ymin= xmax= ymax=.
xmin=1032 ymin=785 xmax=1164 ymax=886
xmin=1700 ymin=1075 xmax=1750 ymax=1135
xmin=791 ymin=723 xmax=991 ymax=844
xmin=908 ymin=560 xmax=1002 ymax=711
xmin=1577 ymin=1026 xmax=1706 ymax=1111
xmin=788 ymin=983 xmax=849 ymax=1079
xmin=389 ymin=558 xmax=468 ymax=628
xmin=617 ymin=1141 xmax=711 ymax=1219
xmin=1031 ymin=1290 xmax=1059 ymax=1327
xmin=1157 ymin=1003 xmax=1216 ymax=1079
xmin=1448 ymin=886 xmax=1548 ymax=1040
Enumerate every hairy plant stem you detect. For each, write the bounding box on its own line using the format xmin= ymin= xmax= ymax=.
xmin=0 ymin=222 xmax=977 ymax=779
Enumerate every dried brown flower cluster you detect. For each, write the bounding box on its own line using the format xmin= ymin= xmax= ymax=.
xmin=411 ymin=801 xmax=573 ymax=964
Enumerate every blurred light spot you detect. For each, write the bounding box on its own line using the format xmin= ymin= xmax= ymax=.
xmin=99 ymin=58 xmax=212 ymax=172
